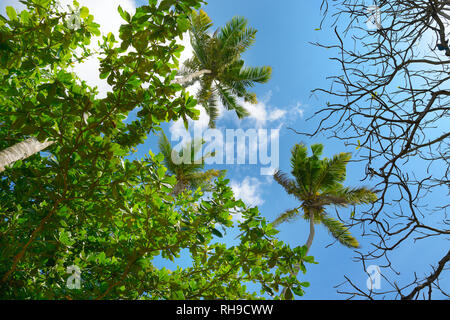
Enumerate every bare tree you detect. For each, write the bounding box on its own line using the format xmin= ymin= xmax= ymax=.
xmin=295 ymin=0 xmax=450 ymax=299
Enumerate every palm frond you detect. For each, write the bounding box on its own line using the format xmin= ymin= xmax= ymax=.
xmin=189 ymin=169 xmax=224 ymax=191
xmin=218 ymin=16 xmax=248 ymax=51
xmin=243 ymin=92 xmax=258 ymax=104
xmin=189 ymin=11 xmax=213 ymax=67
xmin=216 ymin=85 xmax=249 ymax=119
xmin=272 ymin=207 xmax=301 ymax=226
xmin=235 ymin=66 xmax=272 ymax=86
xmin=232 ymin=27 xmax=257 ymax=53
xmin=190 ymin=40 xmax=209 ymax=67
xmin=158 ymin=132 xmax=178 ymax=174
xmin=202 ymin=103 xmax=218 ymax=128
xmin=289 ymin=144 xmax=310 ymax=194
xmin=179 ymin=58 xmax=204 ymax=87
xmin=179 ymin=57 xmax=200 ymax=74
xmin=197 ymin=74 xmax=213 ymax=99
xmin=273 ymin=170 xmax=302 ymax=198
xmin=315 ymin=152 xmax=351 ymax=192
xmin=321 ymin=214 xmax=360 ymax=248
xmin=321 ymin=187 xmax=378 ymax=206
xmin=190 ymin=9 xmax=213 ymax=35
xmin=310 ymin=144 xmax=324 ymax=159
xmin=221 ymin=78 xmax=257 ymax=104
xmin=220 ymin=68 xmax=251 ymax=97
xmin=159 ymin=132 xmax=208 ymax=176
xmin=198 ymin=89 xmax=219 ymax=128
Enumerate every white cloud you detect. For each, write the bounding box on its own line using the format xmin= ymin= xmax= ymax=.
xmin=230 ymin=176 xmax=266 ymax=222
xmin=243 ymin=91 xmax=283 ymax=127
xmin=64 ymin=0 xmax=136 ymax=98
xmin=220 ymin=90 xmax=305 ymax=129
xmin=268 ymin=108 xmax=287 ymax=122
xmin=230 ymin=176 xmax=265 ymax=207
xmin=177 ymin=32 xmax=194 ymax=65
xmin=292 ymin=102 xmax=305 ymax=118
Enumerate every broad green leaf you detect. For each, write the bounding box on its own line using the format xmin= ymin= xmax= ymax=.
xmin=211 ymin=227 xmax=223 ymax=238
xmin=284 ymin=287 xmax=293 ymax=300
xmin=80 ymin=7 xmax=89 ymax=19
xmin=117 ymin=5 xmax=131 ymax=22
xmin=6 ymin=6 xmax=17 ymax=20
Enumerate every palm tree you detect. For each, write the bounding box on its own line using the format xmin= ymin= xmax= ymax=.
xmin=273 ymin=143 xmax=377 ymax=251
xmin=273 ymin=143 xmax=377 ymax=297
xmin=158 ymin=132 xmax=224 ymax=196
xmin=173 ymin=10 xmax=272 ymax=127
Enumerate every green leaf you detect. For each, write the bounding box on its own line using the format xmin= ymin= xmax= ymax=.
xmin=6 ymin=6 xmax=17 ymax=20
xmin=292 ymin=286 xmax=305 ymax=296
xmin=59 ymin=230 xmax=75 ymax=247
xmin=173 ymin=290 xmax=185 ymax=299
xmin=268 ymin=257 xmax=277 ymax=269
xmin=117 ymin=5 xmax=131 ymax=22
xmin=157 ymin=166 xmax=167 ymax=179
xmin=300 ymin=282 xmax=310 ymax=288
xmin=177 ymin=17 xmax=190 ymax=32
xmin=80 ymin=7 xmax=89 ymax=19
xmin=211 ymin=227 xmax=223 ymax=238
xmin=159 ymin=0 xmax=176 ymax=11
xmin=86 ymin=23 xmax=101 ymax=36
xmin=284 ymin=287 xmax=293 ymax=300
xmin=20 ymin=10 xmax=30 ymax=23
xmin=303 ymin=256 xmax=315 ymax=263
xmin=97 ymin=252 xmax=106 ymax=264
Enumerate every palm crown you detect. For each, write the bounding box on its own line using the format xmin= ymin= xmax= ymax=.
xmin=273 ymin=143 xmax=377 ymax=249
xmin=178 ymin=10 xmax=272 ymax=127
xmin=158 ymin=132 xmax=224 ymax=196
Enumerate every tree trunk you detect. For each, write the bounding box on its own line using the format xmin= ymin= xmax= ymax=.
xmin=171 ymin=69 xmax=211 ymax=85
xmin=171 ymin=179 xmax=188 ymax=197
xmin=0 ymin=137 xmax=54 ymax=173
xmin=305 ymin=213 xmax=315 ymax=254
xmin=282 ymin=210 xmax=316 ymax=298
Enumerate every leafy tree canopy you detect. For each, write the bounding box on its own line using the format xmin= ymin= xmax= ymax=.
xmin=0 ymin=0 xmax=312 ymax=299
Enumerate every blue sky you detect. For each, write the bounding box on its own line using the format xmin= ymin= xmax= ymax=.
xmin=146 ymin=0 xmax=449 ymax=299
xmin=2 ymin=0 xmax=448 ymax=299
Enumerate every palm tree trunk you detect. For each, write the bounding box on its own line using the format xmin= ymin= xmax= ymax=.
xmin=171 ymin=179 xmax=187 ymax=197
xmin=282 ymin=210 xmax=316 ymax=298
xmin=0 ymin=137 xmax=54 ymax=173
xmin=305 ymin=213 xmax=315 ymax=254
xmin=171 ymin=69 xmax=211 ymax=85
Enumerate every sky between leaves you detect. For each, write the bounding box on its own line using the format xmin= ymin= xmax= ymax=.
xmin=1 ymin=0 xmax=448 ymax=299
